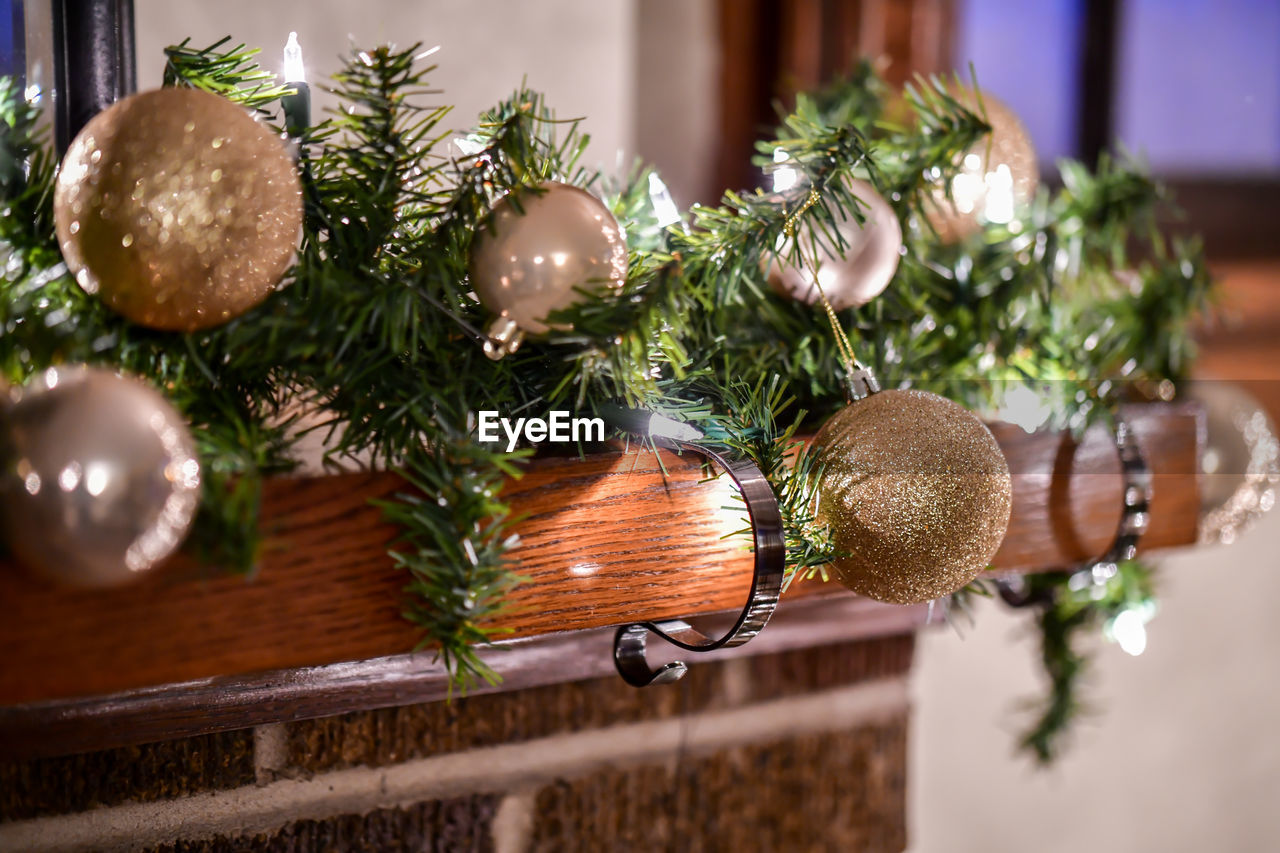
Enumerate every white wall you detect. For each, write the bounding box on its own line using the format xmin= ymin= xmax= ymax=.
xmin=633 ymin=0 xmax=720 ymax=206
xmin=910 ymin=509 xmax=1280 ymax=852
xmin=135 ymin=0 xmax=723 ymax=205
xmin=134 ymin=0 xmax=636 ymax=172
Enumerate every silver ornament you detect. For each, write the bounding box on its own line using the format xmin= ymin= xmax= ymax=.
xmin=0 ymin=366 xmax=201 ymax=587
xmin=469 ymin=181 xmax=628 ymax=358
xmin=1186 ymin=382 xmax=1279 ymax=545
xmin=770 ymin=179 xmax=902 ymax=311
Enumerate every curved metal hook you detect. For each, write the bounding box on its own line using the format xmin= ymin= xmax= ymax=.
xmin=999 ymin=417 xmax=1151 ymax=607
xmin=611 ymin=438 xmax=786 ymax=687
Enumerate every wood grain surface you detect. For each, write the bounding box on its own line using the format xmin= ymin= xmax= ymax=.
xmin=0 ymin=403 xmax=1200 ymax=707
xmin=0 ymin=595 xmax=929 ymax=761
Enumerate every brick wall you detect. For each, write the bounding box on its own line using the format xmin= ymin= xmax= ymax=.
xmin=0 ymin=635 xmax=914 ymax=852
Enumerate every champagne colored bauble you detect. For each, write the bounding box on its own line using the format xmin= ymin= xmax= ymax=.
xmin=924 ymin=90 xmax=1038 ymax=242
xmin=770 ymin=179 xmax=902 ymax=311
xmin=469 ymin=181 xmax=628 ymax=347
xmin=0 ymin=366 xmax=201 ymax=587
xmin=813 ymin=389 xmax=1012 ymax=603
xmin=1186 ymin=381 xmax=1279 ymax=545
xmin=54 ymin=87 xmax=302 ymax=331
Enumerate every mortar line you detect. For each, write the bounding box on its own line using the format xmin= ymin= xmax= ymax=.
xmin=491 ymin=788 xmax=537 ymax=853
xmin=252 ymin=723 xmax=289 ymax=785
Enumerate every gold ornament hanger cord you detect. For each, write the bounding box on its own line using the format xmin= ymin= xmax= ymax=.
xmin=785 ymin=194 xmax=881 ymax=402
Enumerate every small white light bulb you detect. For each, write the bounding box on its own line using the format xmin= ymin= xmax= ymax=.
xmin=648 ymin=173 xmax=682 ymax=228
xmin=772 ymin=149 xmax=799 ymax=193
xmin=1110 ymin=608 xmax=1148 ymax=657
xmin=284 ymin=32 xmax=306 ymax=83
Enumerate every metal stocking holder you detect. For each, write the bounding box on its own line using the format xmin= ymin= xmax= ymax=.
xmin=1000 ymin=417 xmax=1151 ymax=607
xmin=603 ymin=409 xmax=786 ymax=687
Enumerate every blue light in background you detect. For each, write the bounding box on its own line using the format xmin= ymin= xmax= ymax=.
xmin=0 ymin=1 xmax=23 ymax=81
xmin=953 ymin=0 xmax=1083 ymax=169
xmin=955 ymin=0 xmax=1279 ymax=174
xmin=1116 ymin=0 xmax=1280 ymax=174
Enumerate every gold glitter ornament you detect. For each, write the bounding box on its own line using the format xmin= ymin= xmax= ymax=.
xmin=813 ymin=389 xmax=1012 ymax=603
xmin=54 ymin=87 xmax=302 ymax=331
xmin=469 ymin=181 xmax=628 ymax=358
xmin=0 ymin=366 xmax=201 ymax=587
xmin=924 ymin=90 xmax=1038 ymax=242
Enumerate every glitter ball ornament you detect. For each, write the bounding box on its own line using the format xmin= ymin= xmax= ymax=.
xmin=770 ymin=179 xmax=902 ymax=311
xmin=469 ymin=181 xmax=628 ymax=358
xmin=54 ymin=87 xmax=303 ymax=331
xmin=924 ymin=90 xmax=1038 ymax=242
xmin=813 ymin=389 xmax=1012 ymax=603
xmin=1186 ymin=382 xmax=1279 ymax=545
xmin=0 ymin=366 xmax=201 ymax=587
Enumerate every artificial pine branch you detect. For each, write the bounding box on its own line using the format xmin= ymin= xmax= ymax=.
xmin=381 ymin=440 xmax=529 ymax=691
xmin=1017 ymin=560 xmax=1157 ymax=763
xmin=703 ymin=377 xmax=837 ymax=580
xmin=163 ymin=37 xmax=294 ymax=111
xmin=0 ymin=78 xmax=57 ymax=259
xmin=0 ymin=38 xmax=1212 ymax=709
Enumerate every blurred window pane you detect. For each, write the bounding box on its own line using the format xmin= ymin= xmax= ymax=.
xmin=1115 ymin=0 xmax=1280 ymax=174
xmin=953 ymin=0 xmax=1082 ymax=166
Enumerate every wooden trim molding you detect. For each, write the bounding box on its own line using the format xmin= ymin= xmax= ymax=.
xmin=0 ymin=402 xmax=1201 ymax=727
xmin=0 ymin=595 xmax=928 ymax=761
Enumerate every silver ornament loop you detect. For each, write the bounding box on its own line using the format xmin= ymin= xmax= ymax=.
xmin=603 ymin=410 xmax=786 ymax=687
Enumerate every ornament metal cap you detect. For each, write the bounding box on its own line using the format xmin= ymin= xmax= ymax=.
xmin=483 ymin=316 xmax=523 ymax=361
xmin=844 ymin=363 xmax=881 ymax=401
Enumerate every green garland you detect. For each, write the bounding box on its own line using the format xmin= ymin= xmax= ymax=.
xmin=0 ymin=40 xmax=1211 ymax=746
xmin=1007 ymin=560 xmax=1158 ymax=763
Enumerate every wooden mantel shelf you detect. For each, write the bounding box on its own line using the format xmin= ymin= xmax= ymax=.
xmin=0 ymin=403 xmax=1201 ymax=757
